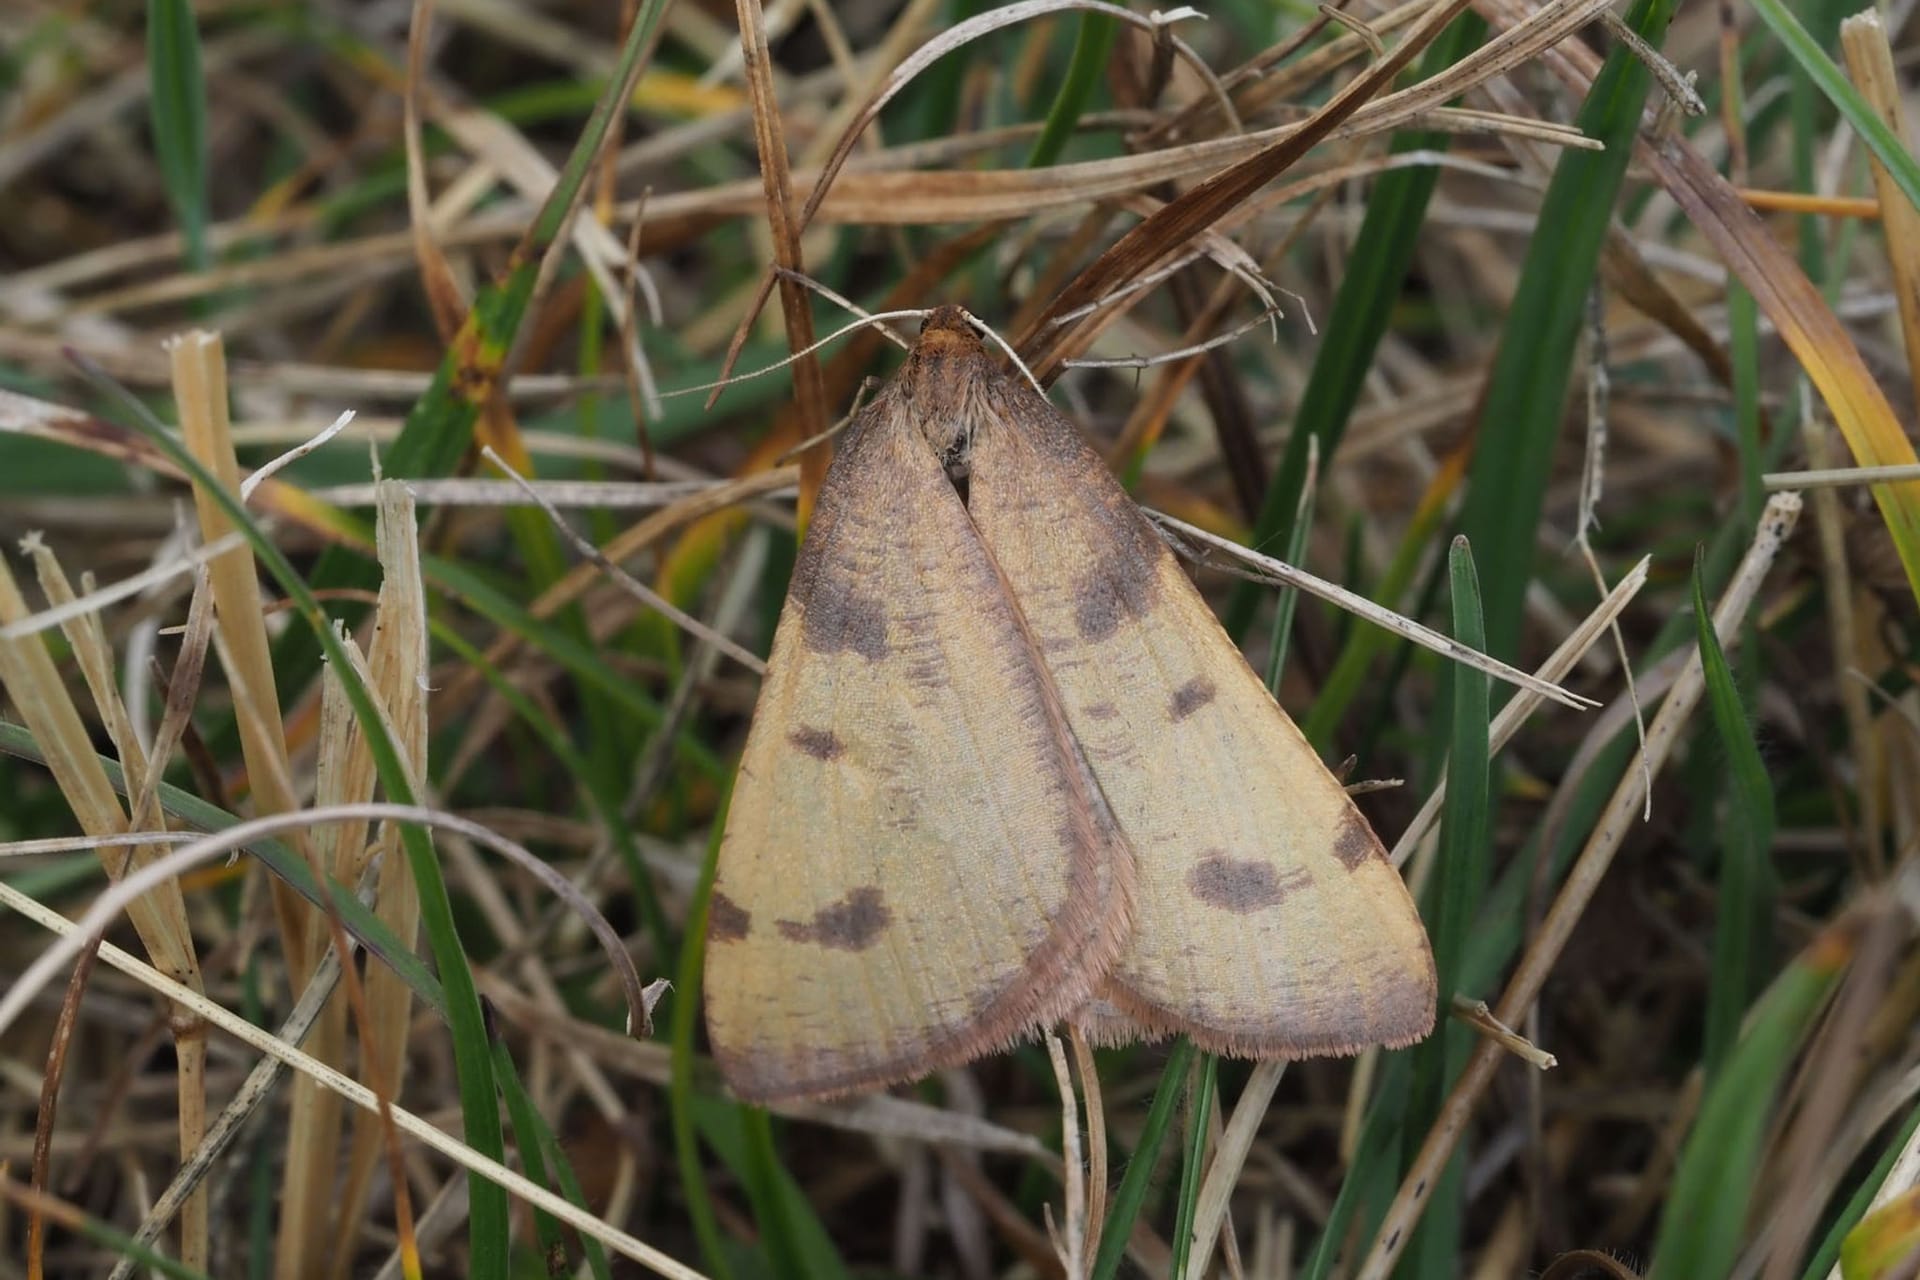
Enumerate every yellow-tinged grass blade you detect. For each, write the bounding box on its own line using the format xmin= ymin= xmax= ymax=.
xmin=21 ymin=541 xmax=211 ymax=1270
xmin=165 ymin=330 xmax=329 ymax=1274
xmin=167 ymin=332 xmax=314 ymax=917
xmin=1842 ymin=1185 xmax=1920 ymax=1279
xmin=0 ymin=553 xmax=209 ymax=1269
xmin=1840 ymin=12 xmax=1920 ymax=422
xmin=1652 ymin=137 xmax=1920 ymax=608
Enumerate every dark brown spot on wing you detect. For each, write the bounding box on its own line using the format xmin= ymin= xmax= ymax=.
xmin=709 ymin=892 xmax=752 ymax=942
xmin=783 ymin=417 xmax=895 ymax=661
xmin=799 ymin=579 xmax=889 ymax=659
xmin=1075 ymin=568 xmax=1156 ymax=642
xmin=1187 ymin=853 xmax=1307 ymax=914
xmin=1333 ymin=811 xmax=1382 ymax=870
xmin=776 ymin=886 xmax=891 ymax=951
xmin=1168 ymin=676 xmax=1217 ymax=721
xmin=788 ymin=726 xmax=845 ymax=760
xmin=1084 ymin=701 xmax=1119 ymax=721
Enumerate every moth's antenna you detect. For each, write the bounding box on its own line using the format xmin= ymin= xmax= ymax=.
xmin=775 ymin=376 xmax=884 ymax=463
xmin=958 ymin=309 xmax=1046 ymax=396
xmin=662 ymin=310 xmax=933 ymax=400
xmin=479 ymin=444 xmax=768 ymax=676
xmin=772 ymin=266 xmax=915 ymax=351
xmin=1063 ymin=307 xmax=1282 ymax=370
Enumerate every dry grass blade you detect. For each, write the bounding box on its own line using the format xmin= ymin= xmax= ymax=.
xmin=109 ymin=915 xmax=353 ymax=1278
xmin=165 ymin=329 xmax=333 ymax=1271
xmin=21 ymin=539 xmax=210 ymax=1270
xmin=710 ymin=0 xmax=1216 ymax=398
xmin=1017 ymin=0 xmax=1472 ymax=375
xmin=0 ymin=805 xmax=649 ymax=1073
xmin=1449 ymin=997 xmax=1558 ymax=1069
xmin=441 ymin=463 xmax=797 ymax=708
xmin=305 ymin=477 xmax=740 ymax=509
xmin=167 ymin=331 xmax=311 ymax=904
xmin=1355 ymin=493 xmax=1804 ymax=1280
xmin=1185 ymin=1060 xmax=1287 ymax=1280
xmin=328 ymin=482 xmax=435 ymax=1272
xmin=1147 ymin=511 xmax=1595 ymax=709
xmin=0 ymin=533 xmax=246 ymax=640
xmin=1046 ymin=1034 xmax=1087 ymax=1280
xmin=1766 ymin=461 xmax=1920 ymax=489
xmin=404 ymin=0 xmax=469 ymax=337
xmin=725 ymin=0 xmax=829 ymax=509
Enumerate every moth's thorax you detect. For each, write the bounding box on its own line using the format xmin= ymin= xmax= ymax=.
xmin=895 ymin=308 xmax=999 ymax=468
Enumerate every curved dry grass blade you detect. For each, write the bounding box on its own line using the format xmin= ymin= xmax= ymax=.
xmin=0 ymin=804 xmax=651 ymax=1057
xmin=0 ymin=879 xmax=705 ymax=1280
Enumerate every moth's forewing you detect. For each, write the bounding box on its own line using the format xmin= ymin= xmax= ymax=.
xmin=705 ymin=361 xmax=1134 ymax=1102
xmin=951 ymin=318 xmax=1436 ymax=1056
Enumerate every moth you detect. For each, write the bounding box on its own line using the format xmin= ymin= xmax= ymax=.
xmin=705 ymin=306 xmax=1436 ymax=1102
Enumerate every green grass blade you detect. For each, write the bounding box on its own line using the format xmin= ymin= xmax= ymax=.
xmin=82 ymin=373 xmax=512 ymax=1276
xmin=1403 ymin=536 xmax=1491 ymax=1272
xmin=1298 ymin=484 xmax=1452 ymax=750
xmin=1748 ymin=0 xmax=1920 ymax=216
xmin=671 ymin=796 xmax=738 ymax=1280
xmin=146 ymin=0 xmax=208 ymax=272
xmin=1692 ymin=552 xmax=1776 ymax=1079
xmin=1025 ymin=13 xmax=1117 ymax=168
xmin=1224 ymin=12 xmax=1485 ymax=640
xmin=1648 ymin=934 xmax=1849 ymax=1280
xmin=1264 ymin=450 xmax=1320 ymax=693
xmin=737 ymin=1106 xmax=811 ymax=1280
xmin=1169 ymin=1053 xmax=1219 ymax=1279
xmin=1301 ymin=1054 xmax=1417 ymax=1280
xmin=1429 ymin=537 xmax=1493 ymax=1001
xmin=1093 ymin=1038 xmax=1196 ymax=1280
xmin=1455 ymin=0 xmax=1676 ymax=661
xmin=494 ymin=1041 xmax=612 ymax=1280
